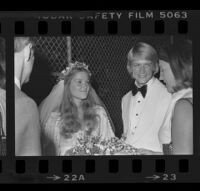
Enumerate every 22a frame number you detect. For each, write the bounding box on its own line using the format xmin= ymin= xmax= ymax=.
xmin=64 ymin=174 xmax=85 ymax=182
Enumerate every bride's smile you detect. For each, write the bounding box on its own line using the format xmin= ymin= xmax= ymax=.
xmin=70 ymin=71 xmax=90 ymax=102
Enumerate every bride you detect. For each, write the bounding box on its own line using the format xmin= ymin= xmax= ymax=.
xmin=39 ymin=61 xmax=115 ymax=156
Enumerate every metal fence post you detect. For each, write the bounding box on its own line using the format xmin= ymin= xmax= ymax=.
xmin=67 ymin=36 xmax=71 ymax=63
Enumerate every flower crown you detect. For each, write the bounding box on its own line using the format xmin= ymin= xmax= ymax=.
xmin=61 ymin=61 xmax=91 ymax=78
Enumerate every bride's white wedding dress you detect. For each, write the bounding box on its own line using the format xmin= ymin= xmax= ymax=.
xmin=42 ymin=105 xmax=115 ymax=156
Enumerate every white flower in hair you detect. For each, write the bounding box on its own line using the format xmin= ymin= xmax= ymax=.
xmin=61 ymin=61 xmax=91 ymax=77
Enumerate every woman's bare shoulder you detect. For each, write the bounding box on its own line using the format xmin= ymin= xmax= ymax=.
xmin=173 ymin=98 xmax=193 ymax=126
xmin=174 ymin=98 xmax=193 ymax=114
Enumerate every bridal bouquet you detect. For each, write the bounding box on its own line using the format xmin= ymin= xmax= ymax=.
xmin=64 ymin=135 xmax=105 ymax=156
xmin=100 ymin=136 xmax=140 ymax=155
xmin=65 ymin=134 xmax=140 ymax=156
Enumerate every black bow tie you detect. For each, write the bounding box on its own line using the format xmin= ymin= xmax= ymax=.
xmin=132 ymin=84 xmax=147 ymax=98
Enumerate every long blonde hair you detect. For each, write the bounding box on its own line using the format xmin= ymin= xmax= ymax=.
xmin=59 ymin=68 xmax=99 ymax=138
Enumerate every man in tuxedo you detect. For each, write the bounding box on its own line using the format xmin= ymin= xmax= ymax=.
xmin=15 ymin=37 xmax=41 ymax=156
xmin=121 ymin=42 xmax=171 ymax=154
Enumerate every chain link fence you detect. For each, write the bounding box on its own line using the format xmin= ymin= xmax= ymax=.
xmin=32 ymin=36 xmax=69 ymax=84
xmin=31 ymin=35 xmax=172 ymax=137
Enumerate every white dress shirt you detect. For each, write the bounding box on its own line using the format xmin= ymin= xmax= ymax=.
xmin=128 ymin=77 xmax=155 ymax=136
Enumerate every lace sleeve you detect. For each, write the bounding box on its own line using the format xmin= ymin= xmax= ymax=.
xmin=95 ymin=106 xmax=115 ymax=141
xmin=42 ymin=112 xmax=62 ymax=156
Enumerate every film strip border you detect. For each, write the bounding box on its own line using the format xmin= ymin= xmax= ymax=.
xmin=0 ymin=19 xmax=189 ymax=35
xmin=0 ymin=157 xmax=199 ymax=183
xmin=0 ymin=11 xmax=200 ymax=183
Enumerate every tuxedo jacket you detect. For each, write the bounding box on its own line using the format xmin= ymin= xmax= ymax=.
xmin=15 ymin=84 xmax=41 ymax=156
xmin=121 ymin=78 xmax=172 ymax=152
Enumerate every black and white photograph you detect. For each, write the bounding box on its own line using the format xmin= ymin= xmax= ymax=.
xmin=14 ymin=36 xmax=193 ymax=156
xmin=0 ymin=37 xmax=6 ymax=156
